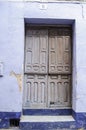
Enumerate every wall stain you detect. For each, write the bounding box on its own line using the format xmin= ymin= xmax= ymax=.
xmin=78 ymin=128 xmax=84 ymax=130
xmin=10 ymin=71 xmax=22 ymax=92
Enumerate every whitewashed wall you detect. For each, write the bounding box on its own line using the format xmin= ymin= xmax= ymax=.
xmin=0 ymin=1 xmax=86 ymax=113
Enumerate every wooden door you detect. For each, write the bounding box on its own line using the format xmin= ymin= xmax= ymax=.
xmin=23 ymin=27 xmax=72 ymax=109
xmin=49 ymin=28 xmax=71 ymax=74
xmin=25 ymin=30 xmax=48 ymax=74
xmin=23 ymin=75 xmax=47 ymax=108
xmin=24 ymin=29 xmax=48 ymax=108
xmin=48 ymin=28 xmax=72 ymax=107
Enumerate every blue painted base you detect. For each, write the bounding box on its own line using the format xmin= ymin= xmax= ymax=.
xmin=0 ymin=112 xmax=21 ymax=119
xmin=0 ymin=112 xmax=21 ymax=128
xmin=20 ymin=121 xmax=76 ymax=130
xmin=20 ymin=110 xmax=86 ymax=129
xmin=23 ymin=109 xmax=72 ymax=115
xmin=0 ymin=119 xmax=9 ymax=129
xmin=72 ymin=110 xmax=86 ymax=129
xmin=0 ymin=110 xmax=86 ymax=129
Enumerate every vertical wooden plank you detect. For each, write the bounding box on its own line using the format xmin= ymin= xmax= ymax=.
xmin=63 ymin=36 xmax=71 ymax=73
xmin=57 ymin=82 xmax=61 ymax=103
xmin=33 ymin=37 xmax=39 ymax=64
xmin=41 ymin=82 xmax=45 ymax=103
xmin=25 ymin=36 xmax=33 ymax=71
xmin=38 ymin=82 xmax=41 ymax=103
xmin=63 ymin=82 xmax=68 ymax=102
xmin=55 ymin=82 xmax=58 ymax=103
xmin=40 ymin=32 xmax=48 ymax=73
xmin=34 ymin=82 xmax=38 ymax=102
xmin=51 ymin=52 xmax=55 ymax=64
xmin=57 ymin=37 xmax=63 ymax=65
xmin=26 ymin=82 xmax=31 ymax=102
xmin=31 ymin=82 xmax=34 ymax=103
xmin=49 ymin=36 xmax=56 ymax=73
xmin=50 ymin=82 xmax=55 ymax=103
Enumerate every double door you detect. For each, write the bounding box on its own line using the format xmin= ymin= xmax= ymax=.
xmin=23 ymin=27 xmax=72 ymax=109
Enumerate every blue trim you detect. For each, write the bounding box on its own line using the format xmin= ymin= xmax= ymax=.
xmin=0 ymin=112 xmax=21 ymax=119
xmin=21 ymin=110 xmax=86 ymax=129
xmin=23 ymin=109 xmax=72 ymax=115
xmin=0 ymin=111 xmax=86 ymax=129
xmin=0 ymin=119 xmax=9 ymax=129
xmin=25 ymin=18 xmax=74 ymax=25
xmin=72 ymin=110 xmax=86 ymax=121
xmin=20 ymin=121 xmax=76 ymax=130
xmin=0 ymin=112 xmax=21 ymax=128
xmin=72 ymin=110 xmax=86 ymax=129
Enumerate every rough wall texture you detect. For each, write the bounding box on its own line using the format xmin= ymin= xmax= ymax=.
xmin=0 ymin=0 xmax=86 ymax=112
xmin=0 ymin=1 xmax=24 ymax=112
xmin=0 ymin=0 xmax=86 ymax=124
xmin=0 ymin=0 xmax=86 ymax=129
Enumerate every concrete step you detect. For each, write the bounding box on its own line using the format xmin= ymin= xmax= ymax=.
xmin=20 ymin=115 xmax=76 ymax=130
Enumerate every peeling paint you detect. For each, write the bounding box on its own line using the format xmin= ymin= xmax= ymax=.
xmin=78 ymin=128 xmax=84 ymax=130
xmin=10 ymin=71 xmax=22 ymax=92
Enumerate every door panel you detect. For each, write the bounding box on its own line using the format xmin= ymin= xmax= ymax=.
xmin=25 ymin=30 xmax=48 ymax=74
xmin=24 ymin=27 xmax=72 ymax=109
xmin=48 ymin=75 xmax=71 ymax=107
xmin=49 ymin=29 xmax=71 ymax=74
xmin=23 ymin=74 xmax=47 ymax=108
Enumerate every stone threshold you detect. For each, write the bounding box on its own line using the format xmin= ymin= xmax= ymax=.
xmin=20 ymin=115 xmax=75 ymax=122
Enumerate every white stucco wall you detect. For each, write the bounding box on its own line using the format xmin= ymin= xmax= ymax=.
xmin=0 ymin=2 xmax=24 ymax=112
xmin=0 ymin=1 xmax=86 ymax=113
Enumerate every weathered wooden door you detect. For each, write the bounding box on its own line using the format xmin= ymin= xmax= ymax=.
xmin=24 ymin=29 xmax=48 ymax=108
xmin=48 ymin=28 xmax=72 ymax=107
xmin=23 ymin=27 xmax=72 ymax=109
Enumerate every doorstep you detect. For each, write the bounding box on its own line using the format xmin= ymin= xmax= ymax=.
xmin=20 ymin=115 xmax=76 ymax=130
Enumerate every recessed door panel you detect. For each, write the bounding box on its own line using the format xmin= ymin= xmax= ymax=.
xmin=25 ymin=30 xmax=48 ymax=74
xmin=48 ymin=75 xmax=71 ymax=107
xmin=49 ymin=29 xmax=71 ymax=74
xmin=23 ymin=74 xmax=47 ymax=108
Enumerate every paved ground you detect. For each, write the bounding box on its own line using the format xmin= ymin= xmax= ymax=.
xmin=0 ymin=128 xmax=20 ymax=130
xmin=0 ymin=128 xmax=85 ymax=130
